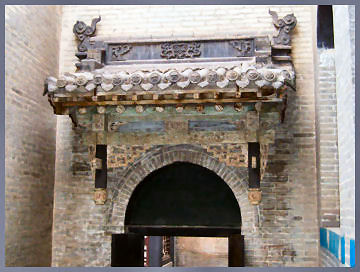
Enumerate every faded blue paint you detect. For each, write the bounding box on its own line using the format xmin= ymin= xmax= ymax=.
xmin=350 ymin=239 xmax=355 ymax=267
xmin=321 ymin=228 xmax=355 ymax=267
xmin=341 ymin=236 xmax=345 ymax=264
xmin=329 ymin=231 xmax=339 ymax=259
xmin=114 ymin=121 xmax=165 ymax=133
xmin=320 ymin=228 xmax=328 ymax=248
xmin=189 ymin=120 xmax=238 ymax=131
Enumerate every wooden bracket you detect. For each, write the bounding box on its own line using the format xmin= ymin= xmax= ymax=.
xmin=248 ymin=142 xmax=261 ymax=205
xmin=94 ymin=144 xmax=107 ymax=205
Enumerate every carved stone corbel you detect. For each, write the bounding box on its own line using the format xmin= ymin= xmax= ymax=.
xmin=248 ymin=188 xmax=262 ymax=205
xmin=94 ymin=188 xmax=107 ymax=205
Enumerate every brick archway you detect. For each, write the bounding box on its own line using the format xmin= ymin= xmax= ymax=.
xmin=105 ymin=145 xmax=257 ymax=235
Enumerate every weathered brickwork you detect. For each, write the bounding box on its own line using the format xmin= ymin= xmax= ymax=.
xmin=107 ymin=143 xmax=248 ymax=169
xmin=107 ymin=145 xmax=152 ymax=168
xmin=5 ymin=6 xmax=62 ymax=266
xmin=106 ymin=145 xmax=253 ymax=234
xmin=5 ymin=3 xmax=355 ymax=268
xmin=200 ymin=144 xmax=248 ymax=167
xmin=50 ymin=5 xmax=320 ymax=267
xmin=315 ymin=48 xmax=340 ymax=227
xmin=260 ymin=144 xmax=269 ymax=180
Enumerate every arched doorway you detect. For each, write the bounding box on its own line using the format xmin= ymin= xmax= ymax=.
xmin=111 ymin=162 xmax=244 ymax=267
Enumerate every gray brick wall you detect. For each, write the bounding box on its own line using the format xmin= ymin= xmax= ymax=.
xmin=51 ymin=5 xmax=320 ymax=267
xmin=332 ymin=5 xmax=355 ymax=267
xmin=6 ymin=4 xmax=353 ymax=268
xmin=5 ymin=5 xmax=62 ymax=266
xmin=315 ymin=48 xmax=340 ymax=227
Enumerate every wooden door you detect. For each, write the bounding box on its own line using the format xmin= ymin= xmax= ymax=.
xmin=228 ymin=234 xmax=245 ymax=267
xmin=111 ymin=233 xmax=144 ymax=267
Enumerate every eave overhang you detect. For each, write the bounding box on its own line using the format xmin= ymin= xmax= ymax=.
xmin=44 ymin=10 xmax=297 ymax=120
xmin=43 ymin=10 xmax=298 ymax=206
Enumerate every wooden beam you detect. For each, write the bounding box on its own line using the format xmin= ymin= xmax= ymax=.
xmin=248 ymin=142 xmax=260 ymax=189
xmin=56 ymin=97 xmax=283 ymax=107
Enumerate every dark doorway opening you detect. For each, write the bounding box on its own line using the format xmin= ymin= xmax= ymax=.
xmin=317 ymin=5 xmax=334 ymax=48
xmin=111 ymin=162 xmax=244 ymax=267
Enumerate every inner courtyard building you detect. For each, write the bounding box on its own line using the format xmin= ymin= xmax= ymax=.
xmin=4 ymin=5 xmax=355 ymax=267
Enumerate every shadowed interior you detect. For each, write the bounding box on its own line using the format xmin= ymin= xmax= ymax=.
xmin=125 ymin=162 xmax=242 ymax=229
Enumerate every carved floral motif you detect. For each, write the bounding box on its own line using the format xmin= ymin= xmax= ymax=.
xmin=111 ymin=45 xmax=132 ymax=60
xmin=229 ymin=39 xmax=254 ymax=57
xmin=202 ymin=143 xmax=248 ymax=167
xmin=107 ymin=145 xmax=151 ymax=168
xmin=160 ymin=42 xmax=201 ymax=59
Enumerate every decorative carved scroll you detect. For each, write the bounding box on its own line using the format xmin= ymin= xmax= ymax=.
xmin=229 ymin=39 xmax=254 ymax=57
xmin=111 ymin=44 xmax=132 ymax=60
xmin=73 ymin=16 xmax=101 ymax=57
xmin=160 ymin=42 xmax=201 ymax=59
xmin=269 ymin=10 xmax=297 ymax=46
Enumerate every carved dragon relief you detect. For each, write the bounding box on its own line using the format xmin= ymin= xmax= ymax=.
xmin=73 ymin=16 xmax=101 ymax=58
xmin=269 ymin=10 xmax=297 ymax=46
xmin=110 ymin=45 xmax=132 ymax=61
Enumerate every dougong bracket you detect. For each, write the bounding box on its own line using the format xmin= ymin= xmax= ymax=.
xmin=73 ymin=16 xmax=101 ymax=59
xmin=248 ymin=142 xmax=261 ymax=205
xmin=93 ymin=144 xmax=107 ymax=205
xmin=269 ymin=10 xmax=297 ymax=46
